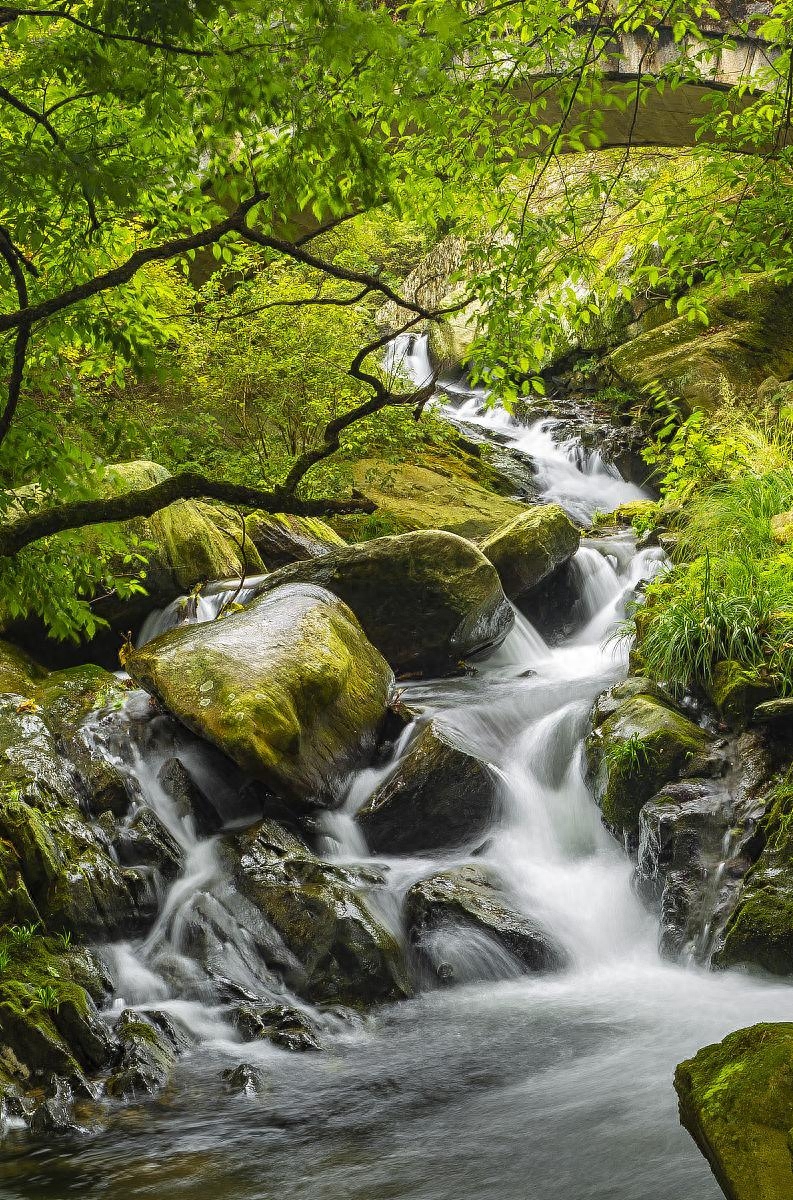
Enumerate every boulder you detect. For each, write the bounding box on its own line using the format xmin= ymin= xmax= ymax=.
xmin=250 ymin=530 xmax=514 ymax=675
xmin=244 ymin=512 xmax=345 ymax=567
xmin=405 ymin=865 xmax=565 ymax=984
xmin=112 ymin=808 xmax=183 ymax=880
xmin=675 ymin=1023 xmax=793 ymax=1200
xmin=222 ymin=1062 xmax=269 ymax=1096
xmin=230 ymin=820 xmax=410 ymax=1007
xmin=128 ymin=583 xmax=393 ymax=808
xmin=157 ymin=756 xmax=223 ymax=834
xmin=231 ymin=1002 xmax=322 ymax=1051
xmin=587 ymin=690 xmax=714 ymax=846
xmin=479 ymin=505 xmax=580 ymax=601
xmin=356 ymin=720 xmax=498 ymax=854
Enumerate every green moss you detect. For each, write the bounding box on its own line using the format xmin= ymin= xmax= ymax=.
xmin=346 ymin=445 xmax=524 ymax=540
xmin=588 ymin=694 xmax=712 ymax=841
xmin=675 ymin=1023 xmax=793 ymax=1200
xmin=609 ymin=276 xmax=793 ymax=415
xmin=708 ymin=659 xmax=775 ymax=724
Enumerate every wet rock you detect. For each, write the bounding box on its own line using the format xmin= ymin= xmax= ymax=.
xmin=231 ymin=820 xmax=411 ymax=1008
xmin=128 ymin=584 xmax=393 ymax=809
xmin=636 ymin=779 xmax=735 ymax=961
xmin=113 ymin=808 xmax=183 ymax=880
xmin=105 ymin=1009 xmax=178 ymax=1100
xmin=232 ymin=1002 xmax=323 ymax=1052
xmin=714 ymin=772 xmax=793 ymax=976
xmin=405 ymin=865 xmax=566 ymax=984
xmin=222 ymin=1062 xmax=269 ymax=1096
xmin=244 ymin=512 xmax=345 ymax=567
xmin=0 ymin=699 xmax=151 ymax=938
xmin=591 ymin=676 xmax=677 ymax=726
xmin=675 ymin=1023 xmax=793 ymax=1200
xmin=29 ymin=1076 xmax=78 ymax=1136
xmin=248 ymin=530 xmax=514 ymax=676
xmin=157 ymin=757 xmax=223 ymax=834
xmin=356 ymin=721 xmax=499 ymax=855
xmin=753 ymin=697 xmax=793 ymax=728
xmin=587 ymin=691 xmax=714 ymax=847
xmin=479 ymin=504 xmax=580 ymax=601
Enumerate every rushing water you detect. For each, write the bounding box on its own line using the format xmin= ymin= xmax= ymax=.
xmin=2 ymin=338 xmax=791 ymax=1200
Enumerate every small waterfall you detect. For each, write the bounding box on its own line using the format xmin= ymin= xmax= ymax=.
xmin=137 ymin=574 xmax=268 ymax=647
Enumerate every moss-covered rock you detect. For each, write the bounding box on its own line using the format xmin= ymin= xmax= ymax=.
xmin=250 ymin=530 xmax=514 ymax=676
xmin=356 ymin=720 xmax=499 ymax=854
xmin=244 ymin=512 xmax=345 ymax=567
xmin=479 ymin=504 xmax=580 ymax=601
xmin=0 ymin=698 xmax=150 ymax=938
xmin=230 ymin=820 xmax=410 ymax=1007
xmin=708 ymin=660 xmax=776 ymax=725
xmin=609 ymin=276 xmax=793 ymax=414
xmin=346 ymin=449 xmax=524 ymax=541
xmin=587 ymin=692 xmax=713 ymax=845
xmin=675 ymin=1023 xmax=793 ymax=1200
xmin=405 ymin=864 xmax=566 ymax=984
xmin=93 ymin=461 xmax=266 ymax=619
xmin=0 ymin=641 xmax=46 ymax=695
xmin=105 ymin=1009 xmax=179 ymax=1100
xmin=128 ymin=583 xmax=393 ymax=807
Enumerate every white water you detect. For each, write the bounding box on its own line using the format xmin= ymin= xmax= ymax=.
xmin=3 ymin=342 xmax=792 ymax=1200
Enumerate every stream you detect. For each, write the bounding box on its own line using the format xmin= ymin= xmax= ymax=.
xmin=2 ymin=336 xmax=791 ymax=1199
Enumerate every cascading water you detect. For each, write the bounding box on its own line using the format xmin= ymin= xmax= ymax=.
xmin=3 ymin=336 xmax=792 ymax=1200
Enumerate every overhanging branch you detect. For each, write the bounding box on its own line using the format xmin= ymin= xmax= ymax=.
xmin=0 ymin=473 xmax=374 ymax=558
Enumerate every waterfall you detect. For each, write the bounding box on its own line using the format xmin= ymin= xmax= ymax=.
xmin=8 ymin=334 xmax=793 ymax=1200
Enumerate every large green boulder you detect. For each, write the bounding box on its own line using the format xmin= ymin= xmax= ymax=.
xmin=405 ymin=864 xmax=565 ymax=984
xmin=480 ymin=504 xmax=580 ymax=601
xmin=587 ymin=690 xmax=713 ymax=845
xmin=230 ymin=820 xmax=410 ymax=1007
xmin=356 ymin=720 xmax=499 ymax=854
xmin=127 ymin=583 xmax=394 ymax=807
xmin=250 ymin=530 xmax=514 ymax=675
xmin=707 ymin=659 xmax=775 ymax=726
xmin=609 ymin=276 xmax=793 ymax=414
xmin=675 ymin=1023 xmax=793 ymax=1200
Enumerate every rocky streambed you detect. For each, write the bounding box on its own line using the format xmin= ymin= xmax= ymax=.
xmin=0 ymin=356 xmax=792 ymax=1199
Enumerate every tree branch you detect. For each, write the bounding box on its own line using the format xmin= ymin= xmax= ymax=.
xmin=0 ymin=473 xmax=375 ymax=558
xmin=0 ymin=7 xmax=263 ymax=57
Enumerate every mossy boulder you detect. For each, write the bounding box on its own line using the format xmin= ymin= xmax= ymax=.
xmin=250 ymin=530 xmax=514 ymax=676
xmin=479 ymin=504 xmax=580 ymax=601
xmin=708 ymin=660 xmax=776 ymax=726
xmin=675 ymin=1023 xmax=793 ymax=1200
xmin=105 ymin=1009 xmax=181 ymax=1100
xmin=405 ymin=864 xmax=566 ymax=984
xmin=94 ymin=461 xmax=267 ymax=618
xmin=230 ymin=819 xmax=410 ymax=1007
xmin=0 ymin=641 xmax=46 ymax=695
xmin=128 ymin=583 xmax=394 ymax=807
xmin=244 ymin=512 xmax=345 ymax=567
xmin=356 ymin=720 xmax=499 ymax=854
xmin=609 ymin=276 xmax=793 ymax=414
xmin=587 ymin=691 xmax=714 ymax=845
xmin=231 ymin=1002 xmax=322 ymax=1052
xmin=346 ymin=447 xmax=524 ymax=541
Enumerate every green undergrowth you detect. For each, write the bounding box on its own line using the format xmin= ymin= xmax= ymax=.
xmin=628 ymin=403 xmax=793 ymax=702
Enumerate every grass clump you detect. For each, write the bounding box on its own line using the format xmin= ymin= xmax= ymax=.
xmin=629 ymin=406 xmax=793 ymax=701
